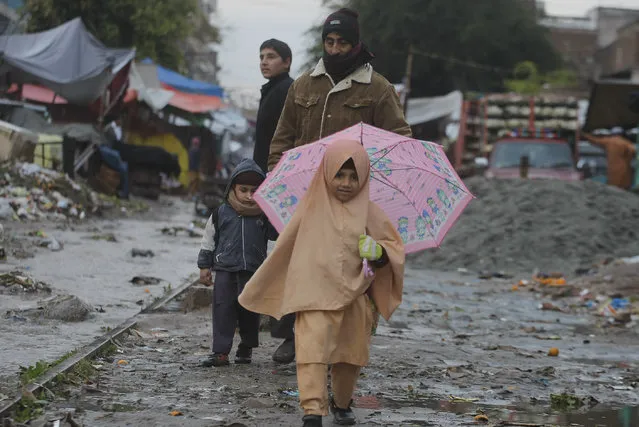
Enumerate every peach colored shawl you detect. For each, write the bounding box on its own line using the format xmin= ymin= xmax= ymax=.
xmin=239 ymin=139 xmax=405 ymax=321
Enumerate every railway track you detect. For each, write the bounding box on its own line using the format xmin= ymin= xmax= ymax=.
xmin=0 ymin=274 xmax=199 ymax=424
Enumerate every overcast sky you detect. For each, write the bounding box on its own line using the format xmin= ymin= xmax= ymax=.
xmin=215 ymin=0 xmax=639 ymax=91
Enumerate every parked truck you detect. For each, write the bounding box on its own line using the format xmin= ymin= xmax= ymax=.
xmin=453 ymin=93 xmax=584 ymax=180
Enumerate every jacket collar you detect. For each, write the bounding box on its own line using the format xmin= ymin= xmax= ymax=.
xmin=310 ymin=59 xmax=372 ymax=84
xmin=261 ymin=72 xmax=290 ymax=95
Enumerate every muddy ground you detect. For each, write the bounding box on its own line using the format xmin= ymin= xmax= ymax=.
xmin=23 ymin=269 xmax=639 ymax=427
xmin=0 ymin=198 xmax=201 ymax=397
xmin=2 ymin=197 xmax=639 ymax=426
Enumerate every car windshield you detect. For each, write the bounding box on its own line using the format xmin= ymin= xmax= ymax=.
xmin=491 ymin=141 xmax=574 ymax=169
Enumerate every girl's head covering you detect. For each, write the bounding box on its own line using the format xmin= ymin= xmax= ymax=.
xmin=239 ymin=139 xmax=405 ymax=321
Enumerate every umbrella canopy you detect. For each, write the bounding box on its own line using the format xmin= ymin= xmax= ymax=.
xmin=255 ymin=123 xmax=474 ymax=253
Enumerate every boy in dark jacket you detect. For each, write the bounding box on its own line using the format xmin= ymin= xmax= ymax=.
xmin=198 ymin=159 xmax=277 ymax=367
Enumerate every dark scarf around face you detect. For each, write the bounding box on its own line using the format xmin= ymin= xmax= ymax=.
xmin=323 ymin=42 xmax=374 ymax=83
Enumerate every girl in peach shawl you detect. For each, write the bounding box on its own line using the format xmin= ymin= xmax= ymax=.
xmin=239 ymin=139 xmax=405 ymax=427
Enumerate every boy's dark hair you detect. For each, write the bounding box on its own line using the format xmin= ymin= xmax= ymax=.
xmin=260 ymin=39 xmax=292 ymax=71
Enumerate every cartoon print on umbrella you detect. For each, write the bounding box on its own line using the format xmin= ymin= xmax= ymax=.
xmin=420 ymin=210 xmax=435 ymax=233
xmin=437 ymin=188 xmax=452 ymax=209
xmin=415 ymin=215 xmax=428 ymax=240
xmin=266 ymin=184 xmax=287 ymax=200
xmin=367 ymin=148 xmax=393 ymax=180
xmin=279 ymin=195 xmax=298 ymax=209
xmin=426 ymin=197 xmax=443 ymax=227
xmin=397 ymin=216 xmax=409 ymax=243
xmin=287 ymin=152 xmax=302 ymax=161
xmin=445 ymin=179 xmax=461 ymax=203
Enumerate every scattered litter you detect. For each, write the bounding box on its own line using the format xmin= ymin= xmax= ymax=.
xmin=474 ymin=414 xmax=489 ymax=423
xmin=611 ymin=385 xmax=634 ymax=391
xmin=130 ymin=276 xmax=162 ymax=286
xmin=90 ymin=233 xmax=117 ymax=242
xmin=45 ymin=237 xmax=63 ymax=251
xmin=161 ymin=226 xmax=200 ymax=238
xmin=0 ymin=270 xmax=52 ymax=294
xmin=534 ymin=335 xmax=561 ymax=341
xmin=598 ymin=298 xmax=630 ymax=318
xmin=280 ymin=389 xmax=299 ymax=397
xmin=169 ymin=410 xmax=183 ymax=416
xmin=132 ymin=248 xmax=154 ymax=258
xmin=533 ymin=272 xmax=567 ymax=287
xmin=478 ymin=271 xmax=513 ymax=280
xmin=449 ymin=395 xmax=479 ymax=402
xmin=549 ymin=393 xmax=597 ymax=411
xmin=539 ymin=302 xmax=563 ymax=312
xmin=547 ymin=348 xmax=559 ymax=357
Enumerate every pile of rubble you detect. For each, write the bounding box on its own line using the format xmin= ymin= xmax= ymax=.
xmin=0 ymin=162 xmax=148 ymax=221
xmin=411 ymin=177 xmax=639 ymax=275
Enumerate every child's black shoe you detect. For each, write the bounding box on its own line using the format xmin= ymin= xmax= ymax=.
xmin=330 ymin=397 xmax=356 ymax=425
xmin=234 ymin=344 xmax=253 ymax=364
xmin=302 ymin=414 xmax=322 ymax=427
xmin=200 ymin=353 xmax=229 ymax=367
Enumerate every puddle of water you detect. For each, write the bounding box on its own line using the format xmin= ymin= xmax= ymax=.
xmin=377 ymin=396 xmax=639 ymax=426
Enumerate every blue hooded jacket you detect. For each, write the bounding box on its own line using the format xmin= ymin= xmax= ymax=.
xmin=197 ymin=159 xmax=277 ymax=272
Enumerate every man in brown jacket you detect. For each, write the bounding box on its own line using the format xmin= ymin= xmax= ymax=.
xmin=267 ymin=8 xmax=411 ymax=172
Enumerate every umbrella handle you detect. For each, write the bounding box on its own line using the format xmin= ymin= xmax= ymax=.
xmin=363 ymin=259 xmax=375 ymax=278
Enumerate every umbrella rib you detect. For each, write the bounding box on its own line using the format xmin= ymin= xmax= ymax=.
xmin=370 ymin=173 xmax=439 ymax=243
xmin=372 ymin=164 xmax=470 ymax=195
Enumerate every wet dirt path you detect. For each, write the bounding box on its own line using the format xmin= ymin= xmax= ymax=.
xmin=33 ymin=268 xmax=639 ymax=426
xmin=0 ymin=199 xmax=201 ymax=398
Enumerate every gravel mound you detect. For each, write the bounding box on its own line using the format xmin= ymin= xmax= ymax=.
xmin=410 ymin=177 xmax=639 ymax=275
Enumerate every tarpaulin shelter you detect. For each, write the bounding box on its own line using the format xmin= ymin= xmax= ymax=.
xmin=141 ymin=58 xmax=224 ymax=98
xmin=0 ymin=17 xmax=135 ymax=106
xmin=404 ymin=90 xmax=462 ymax=126
xmin=129 ymin=61 xmax=224 ymax=113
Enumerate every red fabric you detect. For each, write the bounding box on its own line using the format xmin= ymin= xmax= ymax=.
xmin=8 ymin=84 xmax=68 ymax=104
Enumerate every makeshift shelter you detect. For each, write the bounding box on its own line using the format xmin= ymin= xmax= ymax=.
xmin=130 ymin=61 xmax=225 ymax=114
xmin=144 ymin=59 xmax=224 ymax=98
xmin=0 ymin=17 xmax=135 ymax=106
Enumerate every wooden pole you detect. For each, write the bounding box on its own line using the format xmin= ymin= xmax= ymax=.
xmin=402 ymin=45 xmax=414 ymax=115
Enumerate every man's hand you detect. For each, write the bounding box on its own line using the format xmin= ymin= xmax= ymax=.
xmin=199 ymin=268 xmax=213 ymax=286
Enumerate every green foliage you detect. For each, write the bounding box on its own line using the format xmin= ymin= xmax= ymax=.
xmin=19 ymin=360 xmax=50 ymax=385
xmin=23 ymin=0 xmax=220 ymax=71
xmin=505 ymin=61 xmax=579 ymax=95
xmin=307 ymin=0 xmax=561 ymax=96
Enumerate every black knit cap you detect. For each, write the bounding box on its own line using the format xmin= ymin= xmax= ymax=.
xmin=322 ymin=8 xmax=360 ymax=46
xmin=260 ymin=38 xmax=292 ymax=63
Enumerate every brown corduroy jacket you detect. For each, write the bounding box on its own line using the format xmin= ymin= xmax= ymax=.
xmin=267 ymin=59 xmax=412 ymax=171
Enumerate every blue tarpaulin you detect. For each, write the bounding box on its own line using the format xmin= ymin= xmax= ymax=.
xmin=142 ymin=58 xmax=224 ymax=98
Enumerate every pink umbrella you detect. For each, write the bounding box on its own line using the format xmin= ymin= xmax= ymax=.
xmin=255 ymin=123 xmax=474 ymax=253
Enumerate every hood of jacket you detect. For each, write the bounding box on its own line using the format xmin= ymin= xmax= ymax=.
xmin=224 ymin=158 xmax=266 ymax=199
